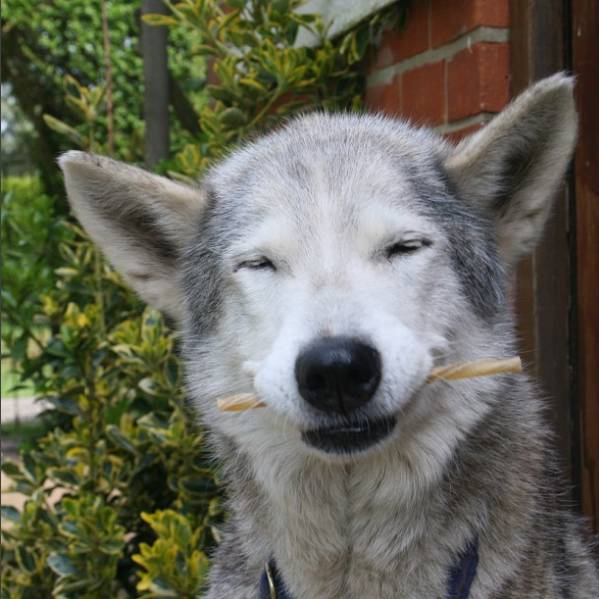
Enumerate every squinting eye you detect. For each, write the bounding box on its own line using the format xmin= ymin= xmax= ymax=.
xmin=236 ymin=257 xmax=276 ymax=271
xmin=385 ymin=239 xmax=430 ymax=260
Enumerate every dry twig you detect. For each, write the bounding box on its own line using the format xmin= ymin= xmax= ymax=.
xmin=217 ymin=356 xmax=523 ymax=413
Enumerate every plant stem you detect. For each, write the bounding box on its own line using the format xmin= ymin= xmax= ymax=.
xmin=94 ymin=248 xmax=106 ymax=337
xmin=245 ymin=87 xmax=283 ymax=132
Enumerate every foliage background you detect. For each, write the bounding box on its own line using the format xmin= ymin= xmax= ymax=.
xmin=1 ymin=1 xmax=405 ymax=596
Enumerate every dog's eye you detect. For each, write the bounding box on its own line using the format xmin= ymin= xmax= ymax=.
xmin=237 ymin=257 xmax=276 ymax=271
xmin=385 ymin=239 xmax=429 ymax=259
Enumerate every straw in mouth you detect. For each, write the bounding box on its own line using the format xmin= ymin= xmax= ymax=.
xmin=216 ymin=356 xmax=523 ymax=413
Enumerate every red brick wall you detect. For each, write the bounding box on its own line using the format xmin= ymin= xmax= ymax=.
xmin=365 ymin=0 xmax=510 ymax=142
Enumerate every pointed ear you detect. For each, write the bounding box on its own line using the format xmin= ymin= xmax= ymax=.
xmin=444 ymin=73 xmax=578 ymax=267
xmin=59 ymin=151 xmax=207 ymax=322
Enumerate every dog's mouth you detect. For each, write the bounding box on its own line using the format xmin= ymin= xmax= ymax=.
xmin=302 ymin=415 xmax=396 ymax=454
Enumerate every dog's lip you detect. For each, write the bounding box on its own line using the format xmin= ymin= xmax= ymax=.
xmin=302 ymin=415 xmax=396 ymax=455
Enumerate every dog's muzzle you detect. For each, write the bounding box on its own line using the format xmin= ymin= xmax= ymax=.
xmin=295 ymin=336 xmax=381 ymax=414
xmin=295 ymin=336 xmax=394 ymax=453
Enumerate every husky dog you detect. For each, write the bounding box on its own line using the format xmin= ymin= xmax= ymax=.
xmin=60 ymin=74 xmax=598 ymax=598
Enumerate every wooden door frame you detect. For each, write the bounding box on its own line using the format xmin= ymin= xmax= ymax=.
xmin=571 ymin=0 xmax=599 ymax=535
xmin=510 ymin=0 xmax=599 ymax=532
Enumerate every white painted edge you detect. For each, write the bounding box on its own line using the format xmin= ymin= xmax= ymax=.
xmin=296 ymin=0 xmax=398 ymax=46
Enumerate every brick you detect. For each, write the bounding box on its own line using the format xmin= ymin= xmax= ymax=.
xmin=447 ymin=42 xmax=509 ymax=121
xmin=365 ymin=75 xmax=402 ymax=115
xmin=431 ymin=0 xmax=509 ymax=48
xmin=401 ymin=61 xmax=445 ymax=125
xmin=444 ymin=122 xmax=485 ymax=144
xmin=369 ymin=1 xmax=430 ymax=71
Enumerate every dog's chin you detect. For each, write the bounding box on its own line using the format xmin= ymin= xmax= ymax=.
xmin=302 ymin=415 xmax=397 ymax=456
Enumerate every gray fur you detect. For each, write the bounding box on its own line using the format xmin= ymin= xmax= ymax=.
xmin=60 ymin=73 xmax=597 ymax=598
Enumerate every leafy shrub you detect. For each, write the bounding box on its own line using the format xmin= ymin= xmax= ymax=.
xmin=151 ymin=0 xmax=403 ymax=178
xmin=1 ymin=1 xmax=406 ymax=597
xmin=1 ymin=0 xmax=206 ymax=193
xmin=2 ymin=163 xmax=223 ymax=599
xmin=133 ymin=511 xmax=212 ymax=598
xmin=1 ymin=176 xmax=59 ymax=361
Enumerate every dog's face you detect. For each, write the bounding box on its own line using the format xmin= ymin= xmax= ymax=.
xmin=182 ymin=116 xmax=503 ymax=458
xmin=60 ymin=75 xmax=577 ymax=465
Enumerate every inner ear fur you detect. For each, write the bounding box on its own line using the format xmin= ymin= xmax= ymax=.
xmin=59 ymin=151 xmax=206 ymax=321
xmin=444 ymin=73 xmax=578 ymax=267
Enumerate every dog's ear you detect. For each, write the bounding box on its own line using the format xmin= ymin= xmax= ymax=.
xmin=444 ymin=73 xmax=577 ymax=267
xmin=59 ymin=151 xmax=206 ymax=322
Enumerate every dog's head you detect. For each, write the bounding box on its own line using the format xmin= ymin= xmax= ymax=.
xmin=60 ymin=75 xmax=576 ymax=465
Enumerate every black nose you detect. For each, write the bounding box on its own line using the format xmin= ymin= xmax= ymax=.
xmin=295 ymin=336 xmax=381 ymax=414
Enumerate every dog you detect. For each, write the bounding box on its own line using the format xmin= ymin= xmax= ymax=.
xmin=60 ymin=73 xmax=598 ymax=598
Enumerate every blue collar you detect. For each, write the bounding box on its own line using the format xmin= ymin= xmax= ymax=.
xmin=259 ymin=537 xmax=479 ymax=599
xmin=446 ymin=537 xmax=479 ymax=599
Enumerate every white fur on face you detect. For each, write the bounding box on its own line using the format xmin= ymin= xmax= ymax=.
xmin=198 ymin=168 xmax=467 ymax=457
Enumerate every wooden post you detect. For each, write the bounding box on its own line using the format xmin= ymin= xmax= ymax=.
xmin=141 ymin=0 xmax=170 ymax=168
xmin=572 ymin=0 xmax=599 ymax=535
xmin=510 ymin=0 xmax=579 ymax=495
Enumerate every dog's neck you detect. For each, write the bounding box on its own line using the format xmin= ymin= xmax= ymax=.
xmin=222 ymin=376 xmax=543 ymax=599
xmin=253 ymin=451 xmax=469 ymax=598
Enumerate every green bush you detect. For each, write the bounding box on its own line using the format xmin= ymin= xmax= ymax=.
xmin=1 ymin=176 xmax=59 ymax=362
xmin=1 ymin=0 xmax=206 ymax=193
xmin=1 ymin=1 xmax=406 ymax=596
